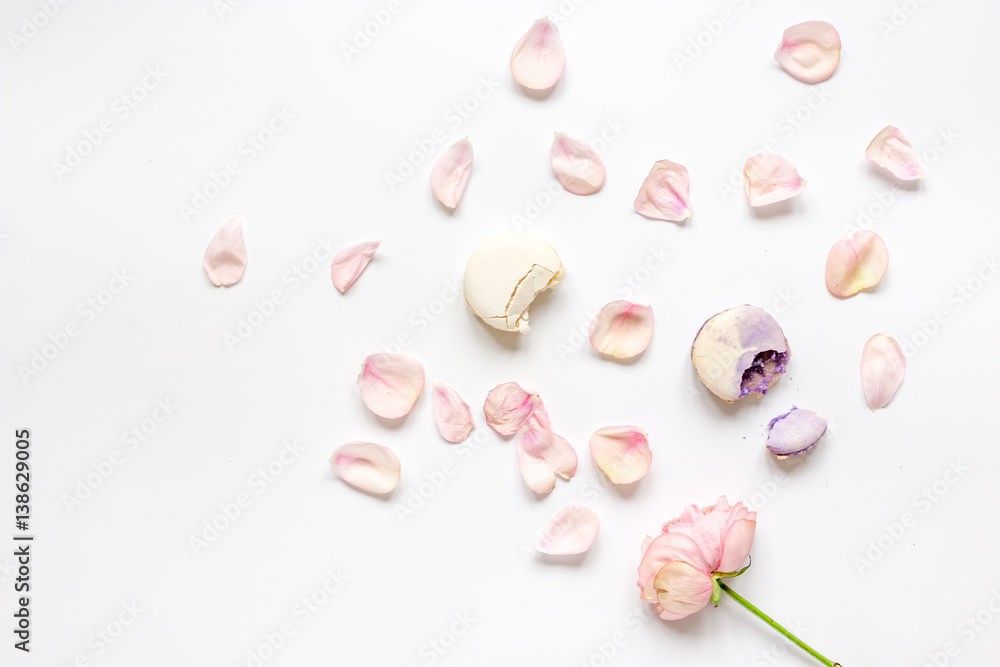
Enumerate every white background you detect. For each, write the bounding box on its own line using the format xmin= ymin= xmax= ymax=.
xmin=2 ymin=0 xmax=999 ymax=665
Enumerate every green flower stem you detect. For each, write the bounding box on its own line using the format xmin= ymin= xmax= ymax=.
xmin=718 ymin=581 xmax=840 ymax=667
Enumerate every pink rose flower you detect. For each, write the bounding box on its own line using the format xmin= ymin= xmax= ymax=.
xmin=637 ymin=496 xmax=757 ymax=620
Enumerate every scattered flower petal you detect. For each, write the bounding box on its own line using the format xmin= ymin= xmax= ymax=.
xmin=357 ymin=353 xmax=425 ymax=419
xmin=430 ymin=138 xmax=474 ymax=209
xmin=743 ymin=154 xmax=806 ymax=206
xmin=535 ymin=504 xmax=600 ymax=555
xmin=765 ymin=407 xmax=827 ymax=457
xmin=329 ymin=441 xmax=400 ymax=494
xmin=691 ymin=305 xmax=790 ymax=402
xmin=431 ymin=383 xmax=475 ymax=443
xmin=517 ymin=401 xmax=577 ymax=494
xmin=866 ymin=126 xmax=927 ymax=180
xmin=589 ymin=426 xmax=651 ymax=484
xmin=463 ymin=230 xmax=565 ymax=333
xmin=550 ymin=133 xmax=605 ymax=195
xmin=774 ymin=21 xmax=841 ymax=84
xmin=510 ymin=17 xmax=565 ymax=90
xmin=633 ymin=159 xmax=692 ymax=222
xmin=332 ymin=241 xmax=380 ymax=293
xmin=861 ymin=334 xmax=906 ymax=410
xmin=825 ymin=231 xmax=889 ymax=298
xmin=589 ymin=301 xmax=654 ymax=359
xmin=483 ymin=382 xmax=539 ymax=436
xmin=203 ymin=214 xmax=247 ymax=287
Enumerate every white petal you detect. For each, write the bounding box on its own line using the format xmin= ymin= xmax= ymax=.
xmin=861 ymin=334 xmax=906 ymax=410
xmin=866 ymin=126 xmax=927 ymax=180
xmin=329 ymin=442 xmax=400 ymax=494
xmin=203 ymin=214 xmax=247 ymax=287
xmin=589 ymin=426 xmax=651 ymax=484
xmin=510 ymin=18 xmax=565 ymax=90
xmin=742 ymin=154 xmax=806 ymax=206
xmin=431 ymin=138 xmax=474 ymax=208
xmin=431 ymin=383 xmax=475 ymax=443
xmin=357 ymin=353 xmax=425 ymax=419
xmin=774 ymin=21 xmax=841 ymax=84
xmin=331 ymin=241 xmax=380 ymax=293
xmin=551 ymin=133 xmax=605 ymax=195
xmin=589 ymin=301 xmax=654 ymax=359
xmin=535 ymin=504 xmax=600 ymax=555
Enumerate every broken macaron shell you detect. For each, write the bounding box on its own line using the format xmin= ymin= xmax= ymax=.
xmin=691 ymin=305 xmax=790 ymax=403
xmin=765 ymin=406 xmax=827 ymax=456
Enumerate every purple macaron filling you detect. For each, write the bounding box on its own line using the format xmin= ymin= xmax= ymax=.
xmin=739 ymin=349 xmax=789 ymax=398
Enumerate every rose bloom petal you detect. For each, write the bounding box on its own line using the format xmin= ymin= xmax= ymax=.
xmin=431 ymin=383 xmax=475 ymax=443
xmin=633 ymin=159 xmax=692 ymax=222
xmin=866 ymin=126 xmax=927 ymax=180
xmin=517 ymin=404 xmax=577 ymax=494
xmin=203 ymin=214 xmax=247 ymax=287
xmin=653 ymin=561 xmax=715 ymax=621
xmin=431 ymin=138 xmax=474 ymax=209
xmin=483 ymin=381 xmax=539 ymax=436
xmin=551 ymin=133 xmax=605 ymax=195
xmin=825 ymin=231 xmax=889 ymax=298
xmin=765 ymin=406 xmax=827 ymax=457
xmin=357 ymin=353 xmax=425 ymax=419
xmin=861 ymin=334 xmax=906 ymax=410
xmin=743 ymin=153 xmax=806 ymax=206
xmin=510 ymin=17 xmax=565 ymax=90
xmin=331 ymin=241 xmax=380 ymax=293
xmin=535 ymin=504 xmax=600 ymax=555
xmin=589 ymin=300 xmax=654 ymax=359
xmin=589 ymin=426 xmax=651 ymax=484
xmin=774 ymin=20 xmax=841 ymax=84
xmin=637 ymin=532 xmax=713 ymax=601
xmin=329 ymin=441 xmax=400 ymax=494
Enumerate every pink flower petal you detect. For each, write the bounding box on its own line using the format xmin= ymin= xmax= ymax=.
xmin=637 ymin=532 xmax=713 ymax=602
xmin=203 ymin=214 xmax=247 ymax=287
xmin=430 ymin=138 xmax=474 ymax=209
xmin=510 ymin=17 xmax=565 ymax=90
xmin=653 ymin=561 xmax=715 ymax=621
xmin=589 ymin=301 xmax=654 ymax=359
xmin=483 ymin=382 xmax=539 ymax=436
xmin=535 ymin=504 xmax=600 ymax=555
xmin=717 ymin=518 xmax=756 ymax=573
xmin=825 ymin=231 xmax=889 ymax=298
xmin=743 ymin=153 xmax=806 ymax=206
xmin=550 ymin=133 xmax=605 ymax=195
xmin=861 ymin=334 xmax=906 ymax=410
xmin=357 ymin=353 xmax=425 ymax=419
xmin=329 ymin=441 xmax=400 ymax=494
xmin=331 ymin=241 xmax=380 ymax=293
xmin=866 ymin=126 xmax=927 ymax=180
xmin=431 ymin=382 xmax=475 ymax=443
xmin=633 ymin=159 xmax=691 ymax=222
xmin=516 ymin=403 xmax=577 ymax=494
xmin=589 ymin=426 xmax=652 ymax=484
xmin=774 ymin=20 xmax=841 ymax=84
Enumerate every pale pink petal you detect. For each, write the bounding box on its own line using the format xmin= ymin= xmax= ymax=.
xmin=774 ymin=21 xmax=841 ymax=84
xmin=633 ymin=159 xmax=691 ymax=222
xmin=516 ymin=407 xmax=577 ymax=494
xmin=589 ymin=301 xmax=654 ymax=359
xmin=743 ymin=153 xmax=806 ymax=206
xmin=430 ymin=138 xmax=474 ymax=209
xmin=510 ymin=17 xmax=565 ymax=90
xmin=329 ymin=441 xmax=400 ymax=494
xmin=357 ymin=353 xmax=425 ymax=419
xmin=825 ymin=231 xmax=889 ymax=298
xmin=637 ymin=532 xmax=712 ymax=601
xmin=431 ymin=382 xmax=475 ymax=443
xmin=717 ymin=518 xmax=756 ymax=573
xmin=589 ymin=426 xmax=652 ymax=484
xmin=866 ymin=126 xmax=927 ymax=180
xmin=483 ymin=382 xmax=539 ymax=436
xmin=550 ymin=133 xmax=605 ymax=195
xmin=861 ymin=334 xmax=906 ymax=410
xmin=535 ymin=504 xmax=600 ymax=555
xmin=653 ymin=561 xmax=715 ymax=621
xmin=331 ymin=241 xmax=380 ymax=293
xmin=203 ymin=214 xmax=247 ymax=287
